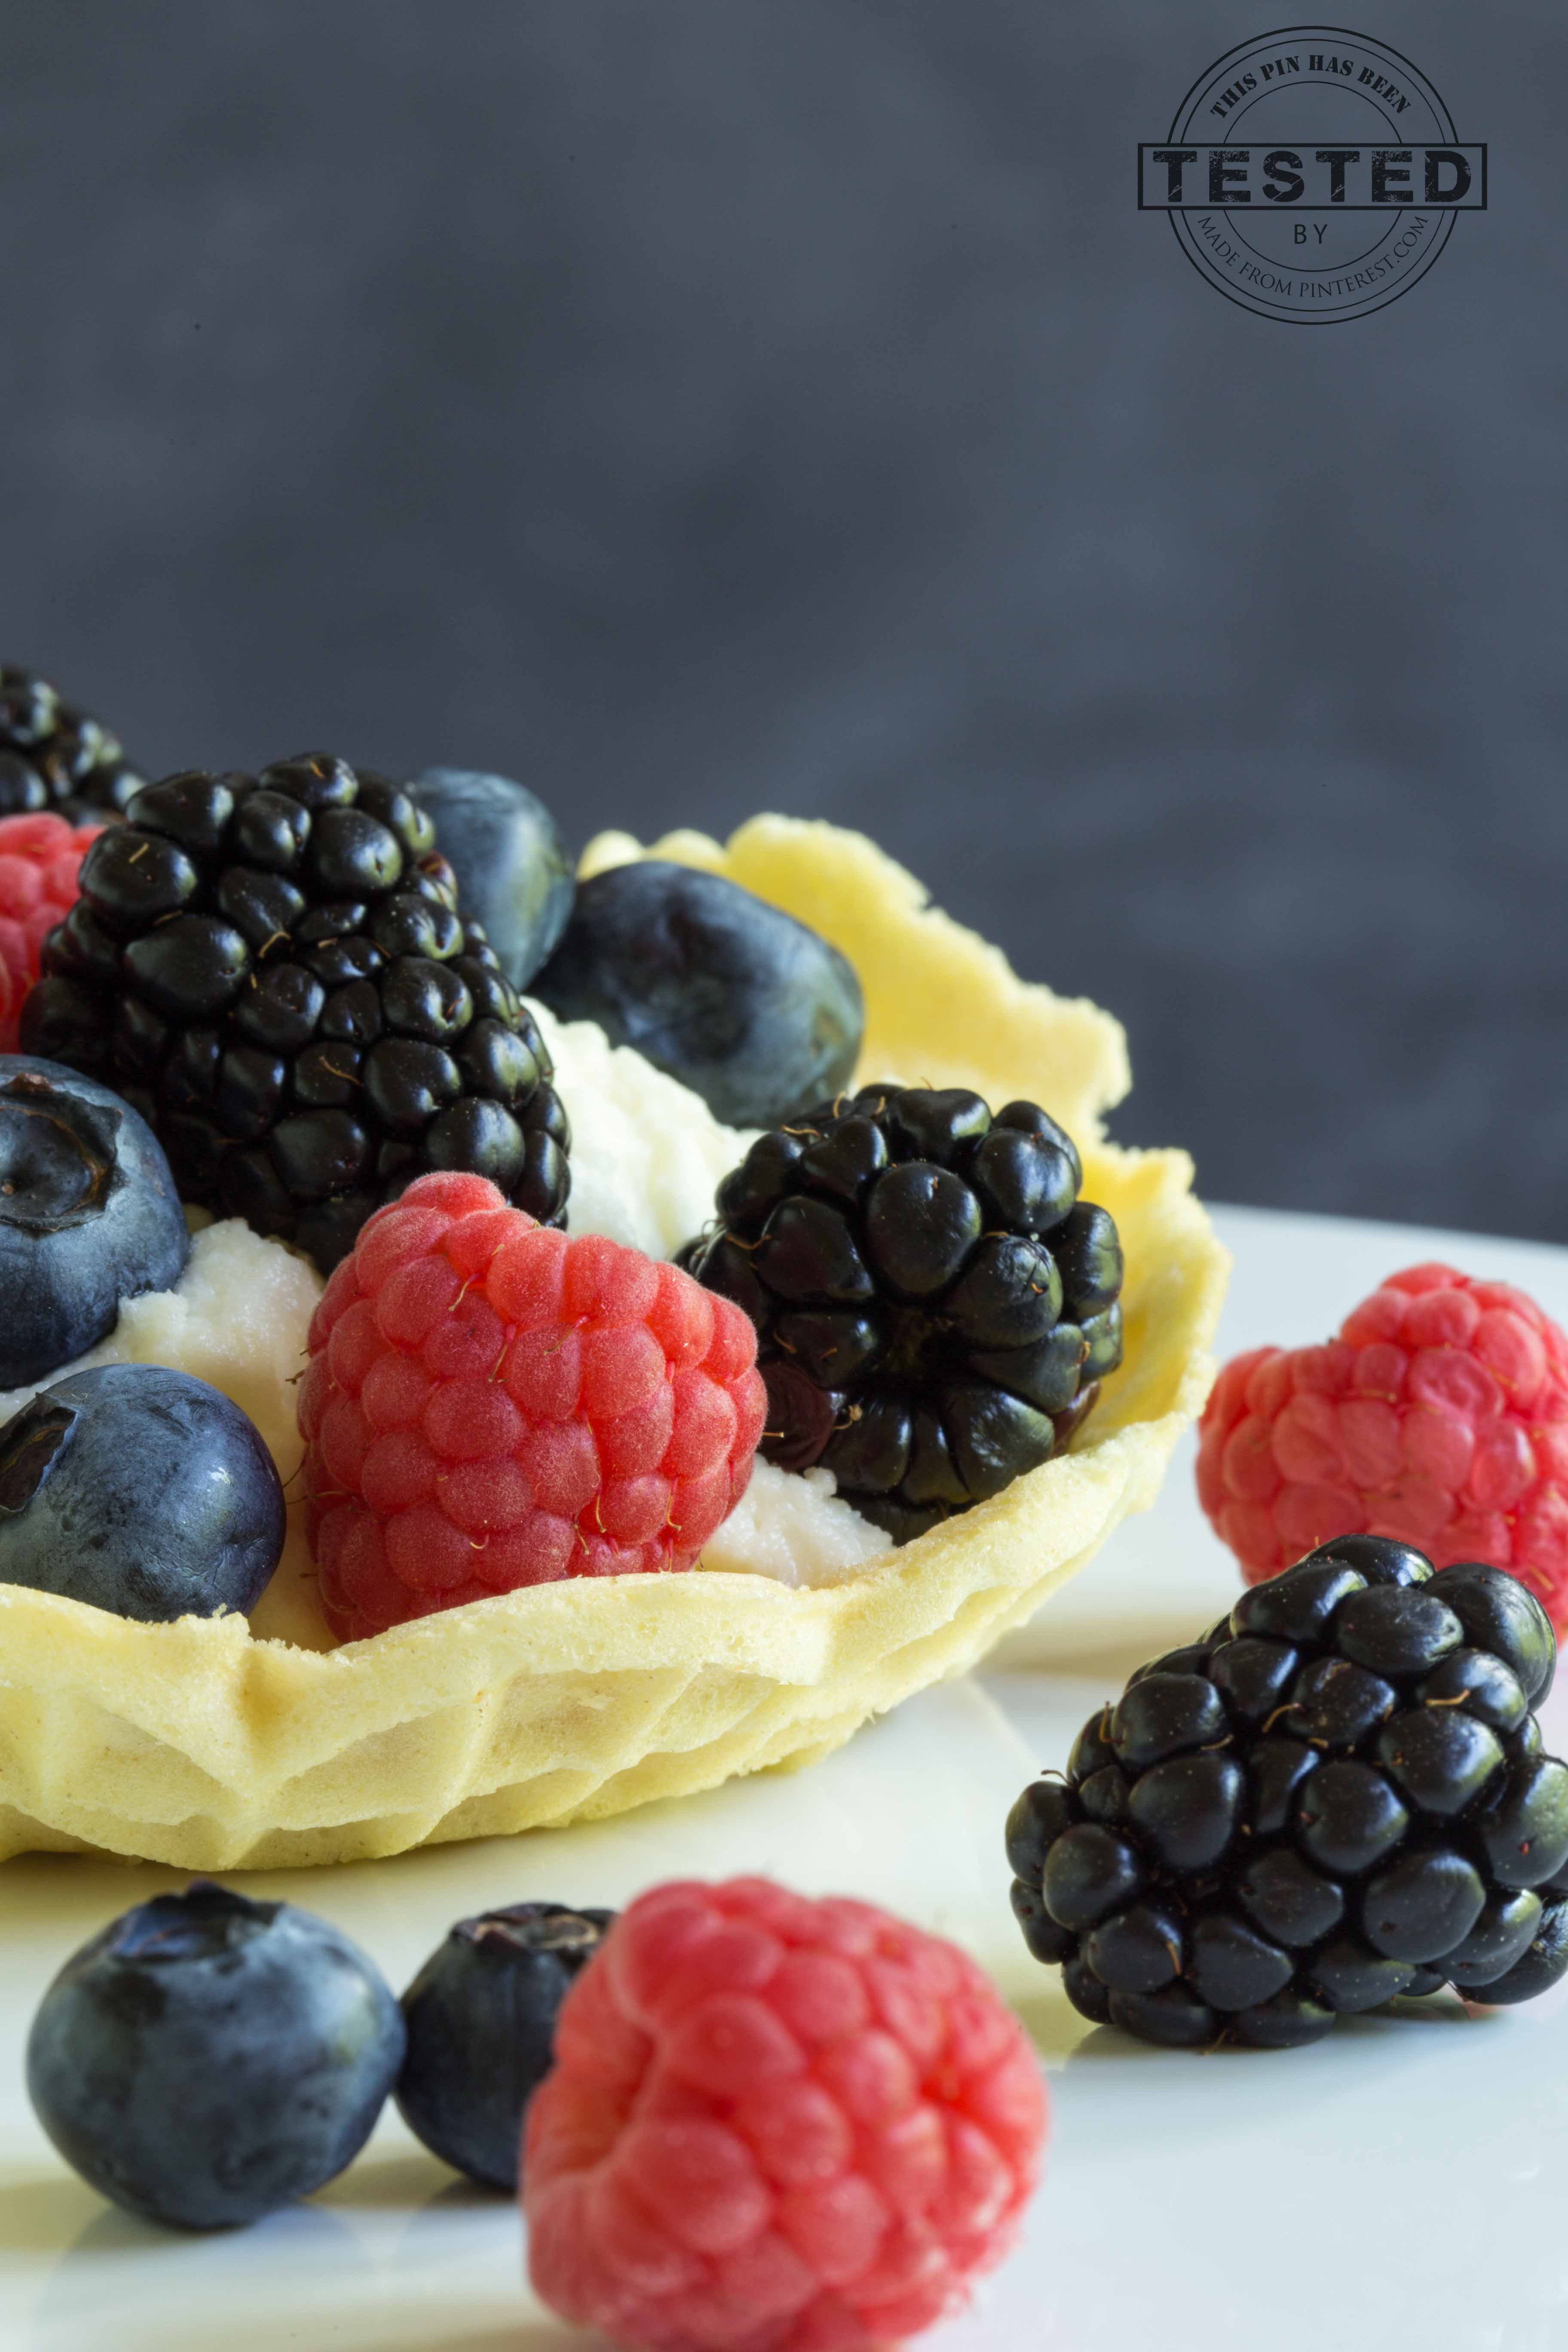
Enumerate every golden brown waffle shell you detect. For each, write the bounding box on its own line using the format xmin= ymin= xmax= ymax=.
xmin=0 ymin=816 xmax=1227 ymax=1868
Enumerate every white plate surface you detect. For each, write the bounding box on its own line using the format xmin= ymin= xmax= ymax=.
xmin=6 ymin=1201 xmax=1568 ymax=2351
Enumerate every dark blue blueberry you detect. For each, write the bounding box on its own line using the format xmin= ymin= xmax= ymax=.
xmin=0 ymin=1057 xmax=188 ymax=1385
xmin=26 ymin=1881 xmax=405 ymax=2229
xmin=0 ymin=1364 xmax=285 ymax=1620
xmin=410 ymin=769 xmax=575 ymax=991
xmin=396 ymin=1902 xmax=615 ymax=2190
xmin=531 ymin=860 xmax=864 ymax=1129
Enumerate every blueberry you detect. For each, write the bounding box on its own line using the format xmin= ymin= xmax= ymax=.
xmin=0 ymin=1057 xmax=188 ymax=1385
xmin=410 ymin=769 xmax=575 ymax=991
xmin=26 ymin=1881 xmax=405 ymax=2229
xmin=530 ymin=860 xmax=865 ymax=1129
xmin=0 ymin=1364 xmax=285 ymax=1620
xmin=396 ymin=1902 xmax=615 ymax=2190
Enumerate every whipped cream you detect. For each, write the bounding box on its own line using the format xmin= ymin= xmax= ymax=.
xmin=2 ymin=1020 xmax=889 ymax=1642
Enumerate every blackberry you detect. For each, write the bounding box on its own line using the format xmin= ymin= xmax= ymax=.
xmin=21 ymin=755 xmax=570 ymax=1274
xmin=0 ymin=666 xmax=142 ymax=821
xmin=680 ymin=1083 xmax=1121 ymax=1540
xmin=1008 ymin=1537 xmax=1568 ymax=2049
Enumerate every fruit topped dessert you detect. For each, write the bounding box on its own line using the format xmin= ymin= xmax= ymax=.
xmin=0 ymin=704 xmax=1227 ymax=1871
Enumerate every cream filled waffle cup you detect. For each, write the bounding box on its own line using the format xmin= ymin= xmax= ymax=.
xmin=0 ymin=814 xmax=1227 ymax=1869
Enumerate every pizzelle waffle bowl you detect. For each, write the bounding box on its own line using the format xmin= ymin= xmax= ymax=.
xmin=0 ymin=815 xmax=1228 ymax=1871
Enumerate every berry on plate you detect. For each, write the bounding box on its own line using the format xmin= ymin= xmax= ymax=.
xmin=684 ymin=1084 xmax=1121 ymax=1541
xmin=26 ymin=1880 xmax=405 ymax=2229
xmin=0 ymin=811 xmax=104 ymax=1050
xmin=1008 ymin=1537 xmax=1568 ymax=2049
xmin=1197 ymin=1263 xmax=1568 ymax=1624
xmin=531 ymin=858 xmax=865 ymax=1130
xmin=0 ymin=665 xmax=142 ymax=821
xmin=300 ymin=1170 xmax=767 ymax=1639
xmin=0 ymin=1363 xmax=285 ymax=1620
xmin=0 ymin=1054 xmax=189 ymax=1386
xmin=397 ymin=1900 xmax=616 ymax=2189
xmin=21 ymin=755 xmax=570 ymax=1275
xmin=412 ymin=766 xmax=576 ymax=992
xmin=524 ymin=1876 xmax=1047 ymax=2352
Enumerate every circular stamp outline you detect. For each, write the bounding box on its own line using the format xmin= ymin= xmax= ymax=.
xmin=1163 ymin=24 xmax=1461 ymax=324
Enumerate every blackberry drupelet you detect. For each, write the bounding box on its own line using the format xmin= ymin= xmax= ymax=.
xmin=680 ymin=1082 xmax=1121 ymax=1540
xmin=21 ymin=755 xmax=570 ymax=1274
xmin=1008 ymin=1536 xmax=1568 ymax=2049
xmin=0 ymin=667 xmax=142 ymax=821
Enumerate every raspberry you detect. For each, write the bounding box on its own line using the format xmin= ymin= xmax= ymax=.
xmin=523 ymin=1877 xmax=1047 ymax=2352
xmin=301 ymin=1172 xmax=766 ymax=1640
xmin=0 ymin=811 xmax=102 ymax=1051
xmin=1197 ymin=1264 xmax=1568 ymax=1626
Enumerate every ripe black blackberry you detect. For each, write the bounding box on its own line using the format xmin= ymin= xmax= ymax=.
xmin=21 ymin=755 xmax=569 ymax=1275
xmin=1008 ymin=1537 xmax=1568 ymax=2049
xmin=0 ymin=667 xmax=142 ymax=821
xmin=680 ymin=1083 xmax=1121 ymax=1540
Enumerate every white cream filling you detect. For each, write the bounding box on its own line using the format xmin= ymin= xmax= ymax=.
xmin=699 ymin=1460 xmax=891 ymax=1588
xmin=3 ymin=1021 xmax=890 ymax=1643
xmin=527 ymin=998 xmax=759 ymax=1262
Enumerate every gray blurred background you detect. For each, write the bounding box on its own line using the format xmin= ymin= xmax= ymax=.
xmin=0 ymin=3 xmax=1559 ymax=1238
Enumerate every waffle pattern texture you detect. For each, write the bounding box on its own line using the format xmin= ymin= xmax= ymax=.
xmin=0 ymin=818 xmax=1227 ymax=1868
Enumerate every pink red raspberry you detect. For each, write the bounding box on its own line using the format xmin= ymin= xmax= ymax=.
xmin=300 ymin=1172 xmax=766 ymax=1641
xmin=0 ymin=811 xmax=103 ymax=1051
xmin=524 ymin=1877 xmax=1047 ymax=2352
xmin=1197 ymin=1262 xmax=1568 ymax=1624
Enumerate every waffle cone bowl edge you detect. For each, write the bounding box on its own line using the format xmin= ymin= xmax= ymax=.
xmin=0 ymin=815 xmax=1228 ymax=1870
